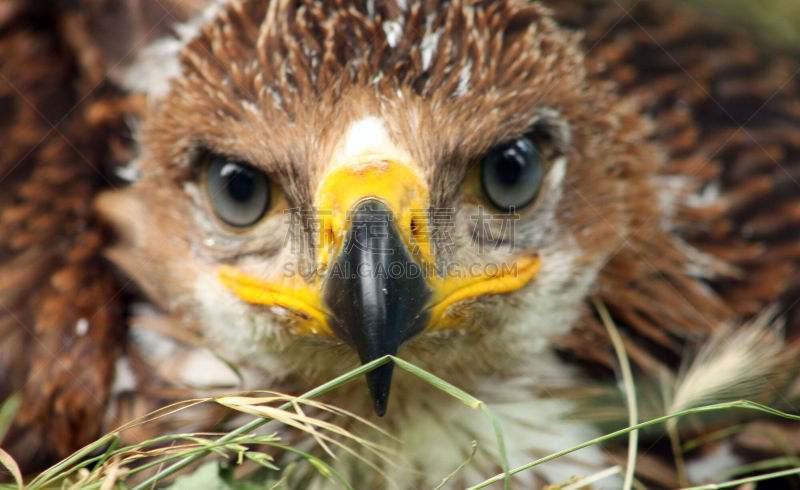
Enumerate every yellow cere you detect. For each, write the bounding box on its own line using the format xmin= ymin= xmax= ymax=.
xmin=314 ymin=155 xmax=432 ymax=268
xmin=217 ymin=154 xmax=543 ymax=337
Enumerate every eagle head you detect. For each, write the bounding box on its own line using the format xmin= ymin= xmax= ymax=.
xmin=97 ymin=0 xmax=660 ymax=428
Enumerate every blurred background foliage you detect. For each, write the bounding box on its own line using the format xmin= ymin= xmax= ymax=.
xmin=675 ymin=0 xmax=800 ymax=52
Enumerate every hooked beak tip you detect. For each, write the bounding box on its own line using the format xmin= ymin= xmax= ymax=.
xmin=366 ymin=362 xmax=394 ymax=416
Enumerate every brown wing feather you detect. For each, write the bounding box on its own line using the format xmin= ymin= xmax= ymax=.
xmin=0 ymin=1 xmax=128 ymax=472
xmin=550 ymin=0 xmax=800 ymax=365
xmin=1 ymin=0 xmax=236 ymax=474
xmin=551 ymin=0 xmax=800 ymax=481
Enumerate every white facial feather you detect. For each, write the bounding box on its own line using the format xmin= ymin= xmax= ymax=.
xmin=329 ymin=116 xmax=413 ymax=167
xmin=420 ymin=28 xmax=442 ymax=71
xmin=178 ymin=348 xmax=242 ymax=388
xmin=454 ymin=59 xmax=473 ymax=98
xmin=191 ymin=268 xmax=292 ymax=376
xmin=382 ymin=19 xmax=404 ymax=48
xmin=120 ymin=0 xmax=229 ymax=99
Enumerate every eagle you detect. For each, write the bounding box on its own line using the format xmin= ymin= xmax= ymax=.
xmin=1 ymin=0 xmax=799 ymax=487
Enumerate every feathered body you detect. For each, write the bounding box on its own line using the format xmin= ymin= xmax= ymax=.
xmin=0 ymin=0 xmax=798 ymax=487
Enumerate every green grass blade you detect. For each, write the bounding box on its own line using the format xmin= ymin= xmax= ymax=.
xmin=391 ymin=356 xmax=511 ymax=490
xmin=390 ymin=356 xmax=481 ymax=408
xmin=0 ymin=395 xmax=20 ymax=443
xmin=467 ymin=400 xmax=800 ymax=489
xmin=681 ymin=467 xmax=800 ymax=489
xmin=269 ymin=443 xmax=355 ymax=490
xmin=712 ymin=456 xmax=800 ymax=481
xmin=38 ymin=434 xmax=122 ymax=486
xmin=28 ymin=432 xmax=119 ymax=487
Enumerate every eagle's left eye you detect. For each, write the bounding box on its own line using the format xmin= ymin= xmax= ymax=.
xmin=205 ymin=155 xmax=270 ymax=228
xmin=480 ymin=136 xmax=544 ymax=212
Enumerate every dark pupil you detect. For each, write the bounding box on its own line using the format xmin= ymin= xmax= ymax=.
xmin=220 ymin=162 xmax=255 ymax=202
xmin=493 ymin=140 xmax=532 ymax=186
xmin=496 ymin=147 xmax=525 ymax=185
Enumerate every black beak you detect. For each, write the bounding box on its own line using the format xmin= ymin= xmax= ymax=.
xmin=323 ymin=199 xmax=431 ymax=416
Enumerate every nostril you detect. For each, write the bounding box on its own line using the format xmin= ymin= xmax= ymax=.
xmin=410 ymin=217 xmax=420 ymax=239
xmin=323 ymin=224 xmax=334 ymax=248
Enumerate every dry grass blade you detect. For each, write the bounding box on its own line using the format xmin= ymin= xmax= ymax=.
xmin=289 ymin=398 xmax=333 ymax=457
xmin=216 ymin=391 xmax=393 ymax=438
xmin=112 ymin=398 xmax=212 ymax=433
xmin=98 ymin=458 xmax=126 ymax=490
xmin=131 ymin=356 xmax=397 ymax=489
xmin=219 ymin=396 xmax=336 ymax=457
xmin=560 ymin=465 xmax=622 ymax=490
xmin=593 ymin=297 xmax=638 ymax=490
xmin=48 ymin=433 xmax=274 ymax=488
xmin=216 ymin=394 xmax=396 ymax=476
xmin=21 ymin=388 xmax=393 ymax=489
xmin=0 ymin=448 xmax=23 ymax=490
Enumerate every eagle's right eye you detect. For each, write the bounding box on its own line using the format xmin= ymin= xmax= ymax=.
xmin=205 ymin=155 xmax=270 ymax=228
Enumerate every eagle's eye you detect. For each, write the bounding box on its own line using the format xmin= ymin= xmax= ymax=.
xmin=205 ymin=154 xmax=270 ymax=228
xmin=480 ymin=136 xmax=543 ymax=212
